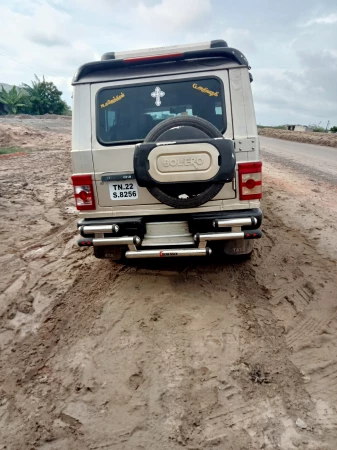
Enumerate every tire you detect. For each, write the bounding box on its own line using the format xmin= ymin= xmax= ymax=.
xmin=143 ymin=116 xmax=225 ymax=209
xmin=148 ymin=184 xmax=224 ymax=209
xmin=145 ymin=116 xmax=223 ymax=142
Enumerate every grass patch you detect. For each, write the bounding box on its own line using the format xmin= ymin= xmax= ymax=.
xmin=0 ymin=147 xmax=25 ymax=155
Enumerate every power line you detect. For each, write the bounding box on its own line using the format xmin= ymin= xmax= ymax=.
xmin=0 ymin=47 xmax=56 ymax=78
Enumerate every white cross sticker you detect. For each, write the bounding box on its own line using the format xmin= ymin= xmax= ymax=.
xmin=151 ymin=86 xmax=165 ymax=106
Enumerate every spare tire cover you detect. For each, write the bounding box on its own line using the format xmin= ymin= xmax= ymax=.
xmin=141 ymin=116 xmax=232 ymax=209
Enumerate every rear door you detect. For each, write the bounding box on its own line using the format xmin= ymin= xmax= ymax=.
xmin=90 ymin=71 xmax=235 ymax=207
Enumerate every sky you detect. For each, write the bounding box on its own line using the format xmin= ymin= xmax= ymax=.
xmin=1 ymin=0 xmax=337 ymax=126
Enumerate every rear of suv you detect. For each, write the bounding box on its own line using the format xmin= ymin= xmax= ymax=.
xmin=71 ymin=40 xmax=262 ymax=260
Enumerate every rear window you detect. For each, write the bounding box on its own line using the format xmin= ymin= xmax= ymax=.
xmin=97 ymin=77 xmax=226 ymax=145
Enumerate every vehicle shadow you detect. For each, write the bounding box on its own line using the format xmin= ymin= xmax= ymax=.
xmin=119 ymin=253 xmax=251 ymax=272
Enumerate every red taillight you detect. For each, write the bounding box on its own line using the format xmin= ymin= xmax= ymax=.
xmin=124 ymin=53 xmax=183 ymax=63
xmin=71 ymin=174 xmax=96 ymax=211
xmin=238 ymin=162 xmax=262 ymax=201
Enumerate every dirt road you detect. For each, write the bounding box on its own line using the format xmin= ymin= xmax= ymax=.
xmin=260 ymin=136 xmax=337 ymax=181
xmin=1 ymin=118 xmax=337 ymax=450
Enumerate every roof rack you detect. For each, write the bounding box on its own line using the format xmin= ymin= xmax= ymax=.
xmin=72 ymin=40 xmax=250 ymax=84
xmin=101 ymin=40 xmax=228 ymax=61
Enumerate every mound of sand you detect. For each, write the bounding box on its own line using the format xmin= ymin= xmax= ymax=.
xmin=0 ymin=123 xmax=70 ymax=150
xmin=259 ymin=128 xmax=337 ymax=148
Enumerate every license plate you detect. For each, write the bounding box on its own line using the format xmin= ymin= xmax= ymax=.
xmin=109 ymin=181 xmax=138 ymax=200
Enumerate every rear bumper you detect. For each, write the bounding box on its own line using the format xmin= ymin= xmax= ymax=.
xmin=77 ymin=209 xmax=262 ymax=237
xmin=77 ymin=208 xmax=262 ymax=258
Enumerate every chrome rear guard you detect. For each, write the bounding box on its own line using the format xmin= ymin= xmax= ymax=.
xmin=125 ymin=248 xmax=211 ymax=258
xmin=77 ymin=217 xmax=262 ymax=258
xmin=195 ymin=229 xmax=262 ymax=247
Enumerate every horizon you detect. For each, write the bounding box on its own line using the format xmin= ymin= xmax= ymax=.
xmin=1 ymin=0 xmax=336 ymax=126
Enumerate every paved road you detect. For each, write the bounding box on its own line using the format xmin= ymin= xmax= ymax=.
xmin=260 ymin=136 xmax=337 ymax=183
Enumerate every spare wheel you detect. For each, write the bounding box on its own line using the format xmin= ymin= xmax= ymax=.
xmin=134 ymin=116 xmax=236 ymax=209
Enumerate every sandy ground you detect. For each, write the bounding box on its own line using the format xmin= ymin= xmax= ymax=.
xmin=1 ymin=117 xmax=337 ymax=450
xmin=259 ymin=128 xmax=337 ymax=148
xmin=0 ymin=115 xmax=71 ymax=149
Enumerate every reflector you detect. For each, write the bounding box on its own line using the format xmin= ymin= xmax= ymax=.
xmin=245 ymin=178 xmax=256 ymax=190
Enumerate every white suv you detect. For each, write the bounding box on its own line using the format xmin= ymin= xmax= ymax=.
xmin=71 ymin=40 xmax=262 ymax=260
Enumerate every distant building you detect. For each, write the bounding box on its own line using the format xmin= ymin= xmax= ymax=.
xmin=286 ymin=125 xmax=311 ymax=132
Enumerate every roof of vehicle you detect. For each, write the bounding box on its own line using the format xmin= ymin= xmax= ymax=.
xmin=72 ymin=58 xmax=248 ymax=85
xmin=72 ymin=41 xmax=250 ymax=85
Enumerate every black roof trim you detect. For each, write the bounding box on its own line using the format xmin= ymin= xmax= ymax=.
xmin=101 ymin=51 xmax=116 ymax=61
xmin=73 ymin=47 xmax=249 ymax=84
xmin=210 ymin=39 xmax=228 ymax=48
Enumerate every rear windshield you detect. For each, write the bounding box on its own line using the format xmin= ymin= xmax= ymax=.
xmin=97 ymin=77 xmax=226 ymax=145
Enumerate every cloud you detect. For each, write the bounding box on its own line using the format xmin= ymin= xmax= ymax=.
xmin=27 ymin=31 xmax=70 ymax=47
xmin=46 ymin=75 xmax=73 ymax=97
xmin=253 ymin=49 xmax=337 ymax=125
xmin=1 ymin=0 xmax=337 ymax=124
xmin=304 ymin=13 xmax=337 ymax=26
xmin=225 ymin=28 xmax=257 ymax=54
xmin=0 ymin=1 xmax=98 ymax=105
xmin=136 ymin=0 xmax=212 ymax=33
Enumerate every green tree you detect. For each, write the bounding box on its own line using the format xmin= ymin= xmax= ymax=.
xmin=62 ymin=102 xmax=72 ymax=116
xmin=330 ymin=126 xmax=337 ymax=133
xmin=309 ymin=123 xmax=326 ymax=132
xmin=0 ymin=85 xmax=27 ymax=114
xmin=22 ymin=75 xmax=70 ymax=115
